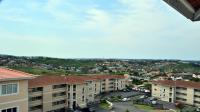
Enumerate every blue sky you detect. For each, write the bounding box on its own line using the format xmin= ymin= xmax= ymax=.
xmin=0 ymin=0 xmax=200 ymax=60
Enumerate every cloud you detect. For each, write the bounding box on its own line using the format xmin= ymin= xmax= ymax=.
xmin=0 ymin=0 xmax=200 ymax=59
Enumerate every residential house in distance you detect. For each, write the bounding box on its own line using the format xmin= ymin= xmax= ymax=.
xmin=152 ymin=80 xmax=200 ymax=106
xmin=0 ymin=68 xmax=33 ymax=112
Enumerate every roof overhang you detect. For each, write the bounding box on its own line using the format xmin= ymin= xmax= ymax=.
xmin=0 ymin=77 xmax=34 ymax=82
xmin=164 ymin=0 xmax=200 ymax=21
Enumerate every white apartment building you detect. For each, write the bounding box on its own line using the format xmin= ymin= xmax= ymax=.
xmin=152 ymin=80 xmax=200 ymax=106
xmin=28 ymin=75 xmax=127 ymax=112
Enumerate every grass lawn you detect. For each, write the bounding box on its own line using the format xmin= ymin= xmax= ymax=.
xmin=134 ymin=104 xmax=175 ymax=112
xmin=99 ymin=102 xmax=110 ymax=110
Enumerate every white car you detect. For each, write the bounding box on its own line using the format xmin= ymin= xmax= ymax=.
xmin=122 ymin=98 xmax=131 ymax=102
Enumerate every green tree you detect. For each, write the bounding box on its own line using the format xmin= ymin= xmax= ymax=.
xmin=125 ymin=109 xmax=130 ymax=112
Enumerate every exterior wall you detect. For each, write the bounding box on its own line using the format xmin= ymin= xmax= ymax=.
xmin=29 ymin=84 xmax=67 ymax=112
xmin=160 ymin=86 xmax=170 ymax=102
xmin=43 ymin=85 xmax=53 ymax=112
xmin=68 ymin=84 xmax=87 ymax=108
xmin=152 ymin=83 xmax=200 ymax=106
xmin=152 ymin=84 xmax=161 ymax=98
xmin=194 ymin=89 xmax=200 ymax=106
xmin=118 ymin=79 xmax=126 ymax=90
xmin=85 ymin=81 xmax=95 ymax=103
xmin=0 ymin=80 xmax=29 ymax=112
xmin=76 ymin=84 xmax=86 ymax=108
xmin=152 ymin=84 xmax=171 ymax=102
xmin=186 ymin=88 xmax=194 ymax=105
xmin=94 ymin=81 xmax=101 ymax=95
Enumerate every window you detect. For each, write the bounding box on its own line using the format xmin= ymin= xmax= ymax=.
xmin=68 ymin=85 xmax=70 ymax=91
xmin=176 ymin=97 xmax=186 ymax=101
xmin=82 ymin=96 xmax=85 ymax=102
xmin=194 ymin=100 xmax=200 ymax=104
xmin=68 ymin=93 xmax=70 ymax=99
xmin=29 ymin=96 xmax=42 ymax=101
xmin=195 ymin=89 xmax=200 ymax=92
xmin=1 ymin=107 xmax=17 ymax=112
xmin=73 ymin=93 xmax=76 ymax=99
xmin=176 ymin=87 xmax=187 ymax=90
xmin=82 ymin=88 xmax=84 ymax=94
xmin=0 ymin=83 xmax=18 ymax=96
xmin=52 ymin=100 xmax=66 ymax=106
xmin=53 ymin=92 xmax=66 ymax=97
xmin=194 ymin=95 xmax=200 ymax=98
xmin=53 ymin=84 xmax=66 ymax=89
xmin=29 ymin=87 xmax=43 ymax=93
xmin=73 ymin=85 xmax=76 ymax=91
xmin=176 ymin=92 xmax=187 ymax=96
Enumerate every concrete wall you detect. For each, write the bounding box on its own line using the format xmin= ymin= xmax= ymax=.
xmin=0 ymin=80 xmax=29 ymax=112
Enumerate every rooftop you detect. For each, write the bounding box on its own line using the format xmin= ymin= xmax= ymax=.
xmin=0 ymin=68 xmax=34 ymax=81
xmin=152 ymin=80 xmax=200 ymax=90
xmin=29 ymin=75 xmax=125 ymax=88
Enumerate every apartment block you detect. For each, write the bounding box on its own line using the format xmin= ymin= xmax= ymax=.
xmin=0 ymin=67 xmax=127 ymax=112
xmin=152 ymin=80 xmax=200 ymax=106
xmin=28 ymin=75 xmax=127 ymax=112
xmin=0 ymin=68 xmax=33 ymax=112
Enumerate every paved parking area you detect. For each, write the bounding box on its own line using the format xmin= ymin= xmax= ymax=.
xmin=94 ymin=91 xmax=147 ymax=112
xmin=102 ymin=91 xmax=144 ymax=99
xmin=95 ymin=101 xmax=146 ymax=112
xmin=94 ymin=91 xmax=176 ymax=112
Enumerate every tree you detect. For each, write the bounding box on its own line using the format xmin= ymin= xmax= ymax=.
xmin=125 ymin=109 xmax=130 ymax=112
xmin=132 ymin=79 xmax=143 ymax=85
xmin=144 ymin=83 xmax=151 ymax=90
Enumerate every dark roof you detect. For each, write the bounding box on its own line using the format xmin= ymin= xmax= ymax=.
xmin=152 ymin=80 xmax=200 ymax=89
xmin=29 ymin=75 xmax=125 ymax=88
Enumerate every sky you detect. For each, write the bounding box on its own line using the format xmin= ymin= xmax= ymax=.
xmin=0 ymin=0 xmax=200 ymax=60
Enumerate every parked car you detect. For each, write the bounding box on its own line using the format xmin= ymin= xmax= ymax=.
xmin=122 ymin=98 xmax=131 ymax=102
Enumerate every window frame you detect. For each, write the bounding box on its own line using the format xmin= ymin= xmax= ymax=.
xmin=0 ymin=82 xmax=19 ymax=96
xmin=0 ymin=106 xmax=19 ymax=112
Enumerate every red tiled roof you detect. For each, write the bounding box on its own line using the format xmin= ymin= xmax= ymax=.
xmin=0 ymin=68 xmax=34 ymax=81
xmin=29 ymin=75 xmax=125 ymax=88
xmin=187 ymin=0 xmax=200 ymax=11
xmin=152 ymin=80 xmax=200 ymax=90
xmin=28 ymin=76 xmax=69 ymax=88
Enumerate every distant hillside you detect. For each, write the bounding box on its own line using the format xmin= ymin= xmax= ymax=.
xmin=1 ymin=54 xmax=200 ymax=76
xmin=0 ymin=54 xmax=103 ymax=75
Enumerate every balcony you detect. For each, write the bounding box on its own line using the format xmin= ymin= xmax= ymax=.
xmin=52 ymin=104 xmax=66 ymax=110
xmin=29 ymin=91 xmax=43 ymax=97
xmin=29 ymin=100 xmax=43 ymax=107
xmin=195 ymin=92 xmax=200 ymax=96
xmin=29 ymin=109 xmax=42 ymax=112
xmin=176 ymin=89 xmax=187 ymax=94
xmin=52 ymin=95 xmax=66 ymax=101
